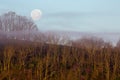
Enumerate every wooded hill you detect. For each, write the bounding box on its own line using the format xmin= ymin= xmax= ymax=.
xmin=0 ymin=38 xmax=120 ymax=80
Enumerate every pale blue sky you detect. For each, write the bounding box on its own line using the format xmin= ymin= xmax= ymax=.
xmin=0 ymin=0 xmax=120 ymax=32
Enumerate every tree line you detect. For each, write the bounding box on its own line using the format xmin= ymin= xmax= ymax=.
xmin=0 ymin=36 xmax=120 ymax=80
xmin=0 ymin=11 xmax=120 ymax=80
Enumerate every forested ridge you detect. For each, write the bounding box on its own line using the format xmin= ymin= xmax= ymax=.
xmin=0 ymin=11 xmax=120 ymax=80
xmin=0 ymin=39 xmax=120 ymax=80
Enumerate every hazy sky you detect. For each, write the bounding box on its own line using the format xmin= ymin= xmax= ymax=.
xmin=0 ymin=0 xmax=120 ymax=32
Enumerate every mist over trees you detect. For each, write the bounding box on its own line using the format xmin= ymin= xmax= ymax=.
xmin=0 ymin=11 xmax=120 ymax=80
xmin=0 ymin=11 xmax=43 ymax=40
xmin=0 ymin=11 xmax=38 ymax=31
xmin=0 ymin=36 xmax=120 ymax=80
xmin=0 ymin=11 xmax=120 ymax=46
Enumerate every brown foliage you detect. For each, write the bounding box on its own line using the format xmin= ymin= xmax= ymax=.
xmin=0 ymin=38 xmax=120 ymax=80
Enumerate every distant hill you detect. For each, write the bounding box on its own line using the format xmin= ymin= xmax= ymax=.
xmin=44 ymin=30 xmax=120 ymax=45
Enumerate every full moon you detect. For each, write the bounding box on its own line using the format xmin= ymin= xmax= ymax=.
xmin=31 ymin=9 xmax=42 ymax=21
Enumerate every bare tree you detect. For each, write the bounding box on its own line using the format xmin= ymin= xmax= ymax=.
xmin=45 ymin=32 xmax=71 ymax=45
xmin=0 ymin=11 xmax=38 ymax=32
xmin=0 ymin=11 xmax=39 ymax=40
xmin=116 ymin=39 xmax=120 ymax=48
xmin=72 ymin=36 xmax=105 ymax=49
